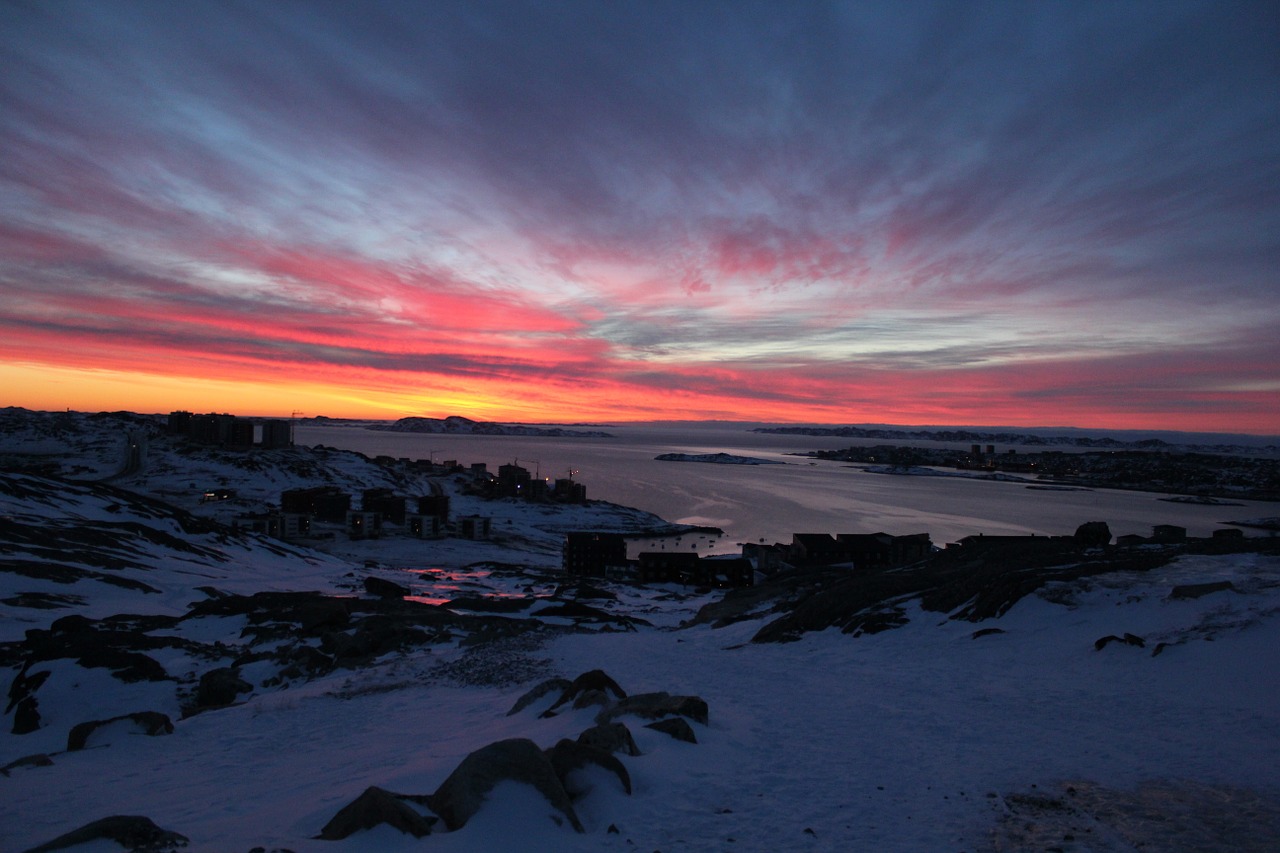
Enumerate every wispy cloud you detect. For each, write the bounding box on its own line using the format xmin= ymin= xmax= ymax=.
xmin=0 ymin=1 xmax=1276 ymax=430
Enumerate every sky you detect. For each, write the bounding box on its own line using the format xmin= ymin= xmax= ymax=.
xmin=1 ymin=1 xmax=1277 ymax=432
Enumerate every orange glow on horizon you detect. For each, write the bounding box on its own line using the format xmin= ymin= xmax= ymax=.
xmin=3 ymin=359 xmax=1277 ymax=436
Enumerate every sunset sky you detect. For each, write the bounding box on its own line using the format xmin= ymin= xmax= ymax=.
xmin=2 ymin=1 xmax=1277 ymax=432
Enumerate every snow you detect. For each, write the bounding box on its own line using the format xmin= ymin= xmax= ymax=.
xmin=2 ymin=410 xmax=1279 ymax=851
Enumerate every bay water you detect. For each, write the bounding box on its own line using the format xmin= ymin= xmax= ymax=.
xmin=295 ymin=422 xmax=1270 ymax=554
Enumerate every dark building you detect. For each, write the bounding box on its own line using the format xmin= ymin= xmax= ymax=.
xmin=229 ymin=418 xmax=256 ymax=448
xmin=497 ymin=463 xmax=533 ymax=498
xmin=167 ymin=410 xmax=193 ymax=435
xmin=281 ymin=486 xmax=351 ymax=522
xmin=189 ymin=413 xmax=236 ymax=445
xmin=347 ymin=510 xmax=382 ymax=540
xmin=553 ymin=478 xmax=587 ymax=503
xmin=836 ymin=532 xmax=932 ymax=570
xmin=699 ymin=557 xmax=755 ymax=588
xmin=363 ymin=488 xmax=407 ymax=524
xmin=458 ymin=515 xmax=492 ymax=540
xmin=417 ymin=494 xmax=450 ymax=520
xmin=563 ymin=532 xmax=628 ymax=577
xmin=637 ymin=551 xmax=701 ymax=583
xmin=408 ymin=514 xmax=444 ymax=538
xmin=260 ymin=419 xmax=293 ymax=448
xmin=789 ymin=533 xmax=850 ymax=566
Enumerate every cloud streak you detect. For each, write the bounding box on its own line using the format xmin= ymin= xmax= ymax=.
xmin=1 ymin=0 xmax=1277 ymax=431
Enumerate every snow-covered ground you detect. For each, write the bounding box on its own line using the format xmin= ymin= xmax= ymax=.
xmin=2 ymin=410 xmax=1279 ymax=851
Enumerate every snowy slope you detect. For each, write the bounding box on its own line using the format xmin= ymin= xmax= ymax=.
xmin=2 ymin=410 xmax=1278 ymax=851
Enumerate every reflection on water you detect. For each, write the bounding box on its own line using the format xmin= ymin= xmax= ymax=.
xmin=298 ymin=423 xmax=1274 ymax=553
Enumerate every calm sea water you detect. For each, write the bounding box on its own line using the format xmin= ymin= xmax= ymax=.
xmin=295 ymin=422 xmax=1271 ymax=553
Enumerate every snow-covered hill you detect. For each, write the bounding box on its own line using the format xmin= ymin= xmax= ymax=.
xmin=2 ymin=409 xmax=1279 ymax=851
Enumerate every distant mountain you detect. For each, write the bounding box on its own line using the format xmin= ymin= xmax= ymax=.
xmin=370 ymin=415 xmax=612 ymax=438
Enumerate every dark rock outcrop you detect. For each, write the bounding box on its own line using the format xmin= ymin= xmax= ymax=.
xmin=195 ymin=667 xmax=251 ymax=708
xmin=66 ymin=711 xmax=174 ymax=751
xmin=427 ymin=738 xmax=583 ymax=832
xmin=507 ymin=678 xmax=572 ymax=716
xmin=1169 ymin=581 xmax=1236 ymax=600
xmin=317 ymin=786 xmax=435 ymax=840
xmin=645 ymin=716 xmax=698 ymax=743
xmin=1094 ymin=633 xmax=1146 ymax=651
xmin=597 ymin=692 xmax=709 ymax=726
xmin=1 ymin=753 xmax=53 ymax=776
xmin=547 ymin=669 xmax=627 ymax=713
xmin=544 ymin=739 xmax=632 ymax=796
xmin=363 ymin=576 xmax=410 ymax=599
xmin=576 ymin=722 xmax=641 ymax=756
xmin=22 ymin=814 xmax=188 ymax=852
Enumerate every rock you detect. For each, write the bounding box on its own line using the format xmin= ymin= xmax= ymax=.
xmin=296 ymin=598 xmax=350 ymax=633
xmin=1094 ymin=633 xmax=1145 ymax=651
xmin=548 ymin=669 xmax=627 ymax=712
xmin=971 ymin=627 xmax=1006 ymax=639
xmin=1169 ymin=581 xmax=1236 ymax=600
xmin=66 ymin=711 xmax=174 ymax=751
xmin=571 ymin=689 xmax=611 ymax=711
xmin=12 ymin=696 xmax=40 ymax=734
xmin=363 ymin=576 xmax=410 ymax=599
xmin=597 ymin=692 xmax=709 ymax=726
xmin=428 ymin=738 xmax=583 ymax=832
xmin=576 ymin=722 xmax=641 ymax=756
xmin=1 ymin=753 xmax=53 ymax=776
xmin=22 ymin=814 xmax=188 ymax=852
xmin=196 ymin=667 xmax=252 ymax=708
xmin=317 ymin=785 xmax=435 ymax=840
xmin=645 ymin=716 xmax=698 ymax=743
xmin=1073 ymin=521 xmax=1112 ymax=547
xmin=544 ymin=739 xmax=632 ymax=796
xmin=507 ymin=678 xmax=572 ymax=716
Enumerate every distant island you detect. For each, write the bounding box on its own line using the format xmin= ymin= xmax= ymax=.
xmin=655 ymin=452 xmax=784 ymax=465
xmin=754 ymin=425 xmax=1279 ymax=456
xmin=369 ymin=415 xmax=612 ymax=438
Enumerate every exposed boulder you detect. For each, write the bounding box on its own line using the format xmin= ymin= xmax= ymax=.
xmin=22 ymin=814 xmax=188 ymax=852
xmin=507 ymin=678 xmax=572 ymax=716
xmin=12 ymin=696 xmax=40 ymax=735
xmin=576 ymin=722 xmax=641 ymax=757
xmin=544 ymin=738 xmax=632 ymax=796
xmin=428 ymin=738 xmax=583 ymax=833
xmin=363 ymin=576 xmax=410 ymax=599
xmin=1074 ymin=521 xmax=1112 ymax=547
xmin=645 ymin=716 xmax=698 ymax=743
xmin=1170 ymin=581 xmax=1236 ymax=600
xmin=195 ymin=667 xmax=251 ymax=708
xmin=1 ymin=753 xmax=53 ymax=776
xmin=597 ymin=692 xmax=709 ymax=726
xmin=66 ymin=711 xmax=174 ymax=751
xmin=7 ymin=665 xmax=50 ymax=734
xmin=1094 ymin=633 xmax=1146 ymax=651
xmin=317 ymin=785 xmax=435 ymax=840
xmin=548 ymin=669 xmax=627 ymax=712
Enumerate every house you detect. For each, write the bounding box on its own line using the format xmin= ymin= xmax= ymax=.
xmin=698 ymin=556 xmax=754 ymax=588
xmin=836 ymin=532 xmax=932 ymax=570
xmin=789 ymin=533 xmax=850 ymax=566
xmin=563 ymin=532 xmax=628 ymax=577
xmin=637 ymin=551 xmax=701 ymax=583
